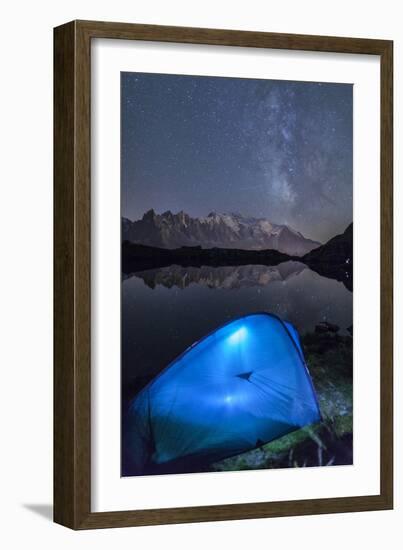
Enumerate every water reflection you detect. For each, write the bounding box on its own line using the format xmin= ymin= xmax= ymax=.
xmin=122 ymin=262 xmax=352 ymax=399
xmin=129 ymin=261 xmax=306 ymax=290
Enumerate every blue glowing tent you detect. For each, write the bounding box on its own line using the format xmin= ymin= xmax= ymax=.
xmin=125 ymin=313 xmax=321 ymax=475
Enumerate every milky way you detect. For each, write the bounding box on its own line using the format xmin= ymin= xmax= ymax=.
xmin=121 ymin=72 xmax=352 ymax=243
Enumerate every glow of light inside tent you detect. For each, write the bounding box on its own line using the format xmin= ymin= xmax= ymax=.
xmin=227 ymin=326 xmax=247 ymax=344
xmin=128 ymin=313 xmax=322 ymax=472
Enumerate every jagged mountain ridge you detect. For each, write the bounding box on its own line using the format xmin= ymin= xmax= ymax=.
xmin=122 ymin=209 xmax=321 ymax=256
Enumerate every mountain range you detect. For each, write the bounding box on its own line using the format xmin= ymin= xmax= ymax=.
xmin=122 ymin=209 xmax=321 ymax=257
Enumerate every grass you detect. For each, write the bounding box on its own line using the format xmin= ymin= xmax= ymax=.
xmin=212 ymin=331 xmax=353 ymax=472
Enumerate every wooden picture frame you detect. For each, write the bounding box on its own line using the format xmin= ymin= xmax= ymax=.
xmin=54 ymin=20 xmax=393 ymax=529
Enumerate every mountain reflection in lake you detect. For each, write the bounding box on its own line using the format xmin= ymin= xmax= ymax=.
xmin=130 ymin=261 xmax=306 ymax=290
xmin=122 ymin=261 xmax=352 ymax=400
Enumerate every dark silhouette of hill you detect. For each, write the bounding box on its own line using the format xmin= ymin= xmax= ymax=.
xmin=302 ymin=223 xmax=352 ymax=291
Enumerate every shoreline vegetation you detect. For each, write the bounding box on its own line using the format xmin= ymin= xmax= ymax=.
xmin=122 ymin=322 xmax=353 ymax=472
xmin=122 ymin=241 xmax=293 ymax=270
xmin=213 ymin=331 xmax=353 ymax=471
xmin=122 ymin=330 xmax=353 ymax=473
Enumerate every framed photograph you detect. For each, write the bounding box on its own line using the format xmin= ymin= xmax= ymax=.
xmin=54 ymin=20 xmax=393 ymax=529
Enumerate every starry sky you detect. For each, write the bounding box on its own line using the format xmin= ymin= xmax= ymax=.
xmin=121 ymin=72 xmax=352 ymax=243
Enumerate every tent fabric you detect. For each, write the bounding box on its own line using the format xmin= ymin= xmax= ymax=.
xmin=125 ymin=313 xmax=321 ymax=476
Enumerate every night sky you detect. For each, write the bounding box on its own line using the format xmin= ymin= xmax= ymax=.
xmin=121 ymin=72 xmax=352 ymax=243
